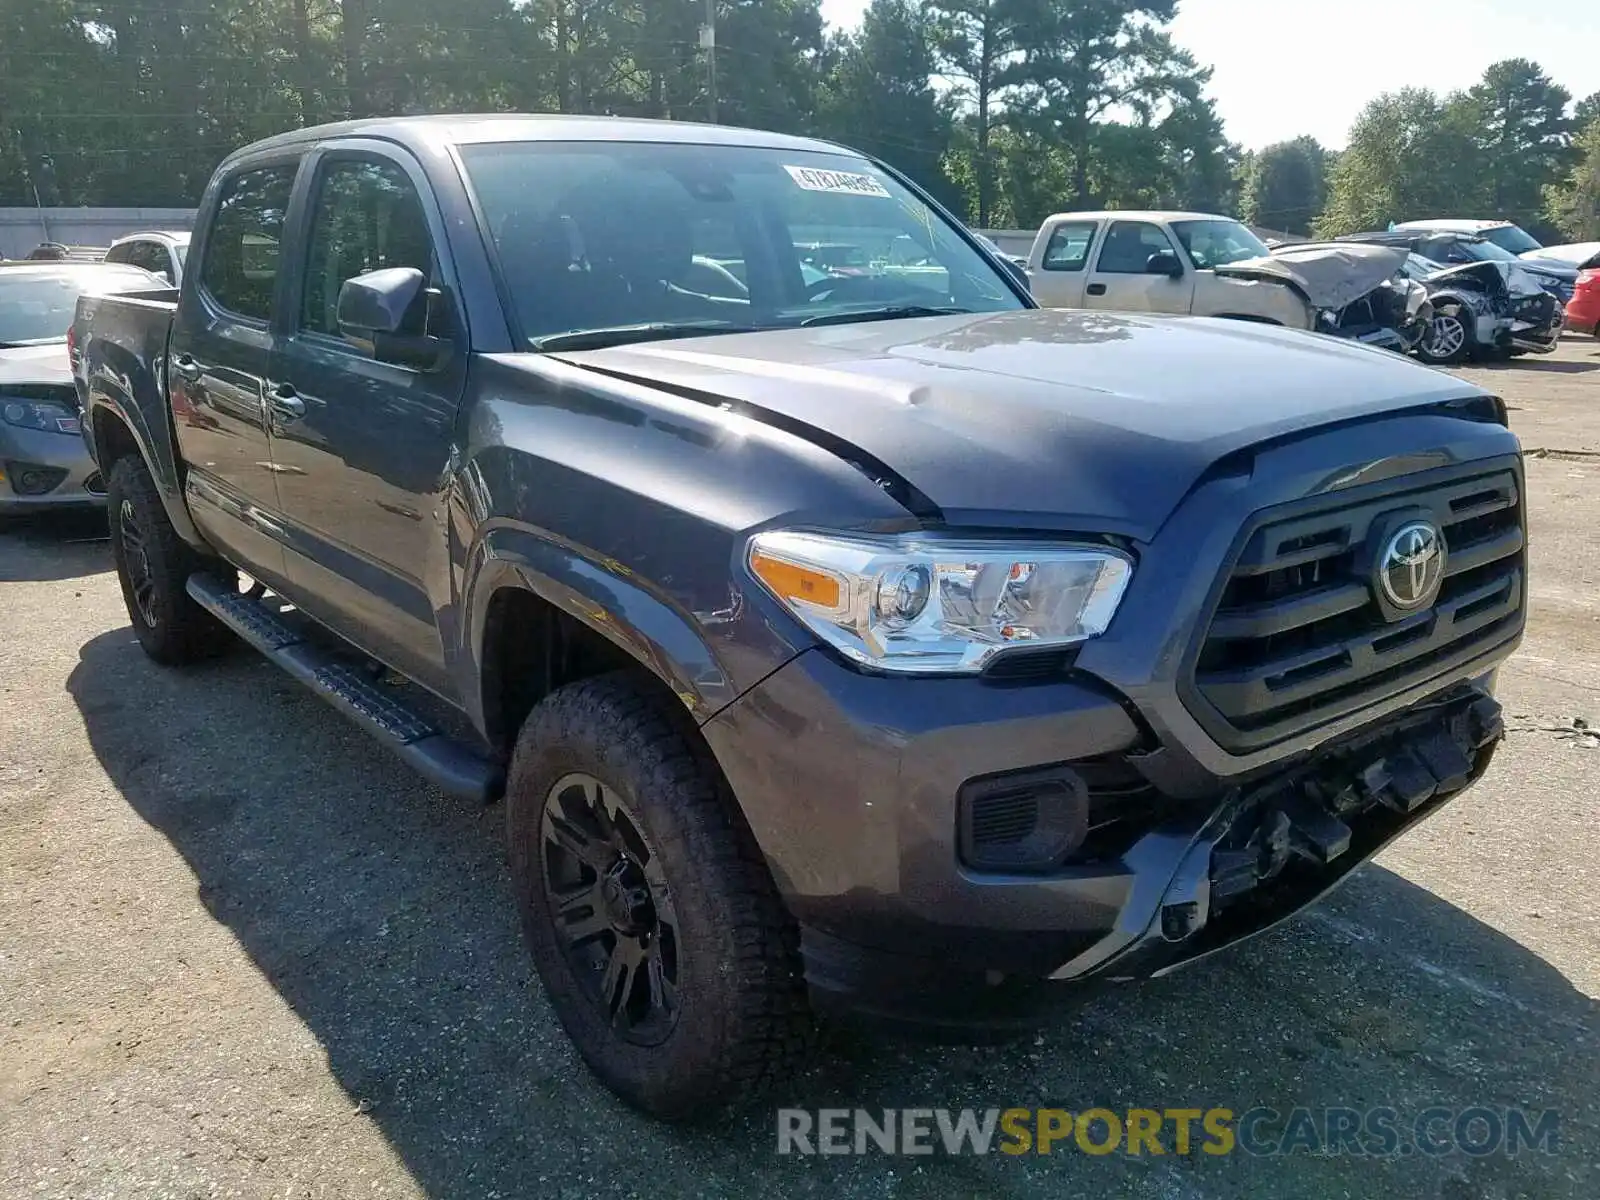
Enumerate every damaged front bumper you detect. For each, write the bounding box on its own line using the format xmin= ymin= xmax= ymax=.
xmin=1050 ymin=684 xmax=1503 ymax=985
xmin=1508 ymin=310 xmax=1564 ymax=354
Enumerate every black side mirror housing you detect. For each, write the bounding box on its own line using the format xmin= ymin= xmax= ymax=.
xmin=1145 ymin=250 xmax=1184 ymax=278
xmin=338 ymin=267 xmax=426 ymax=336
xmin=998 ymin=256 xmax=1032 ymax=291
xmin=336 ymin=267 xmax=449 ymax=370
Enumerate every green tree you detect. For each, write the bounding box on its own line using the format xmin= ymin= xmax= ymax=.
xmin=1315 ymin=89 xmax=1484 ymax=236
xmin=1544 ymin=118 xmax=1600 ymax=240
xmin=1240 ymin=136 xmax=1329 ymax=237
xmin=817 ymin=0 xmax=958 ymax=205
xmin=925 ymin=0 xmax=1025 ymax=226
xmin=1459 ymin=58 xmax=1571 ymax=227
xmin=1005 ymin=0 xmax=1211 ymax=208
xmin=1576 ymin=90 xmax=1600 ymax=130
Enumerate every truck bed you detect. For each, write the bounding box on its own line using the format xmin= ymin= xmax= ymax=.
xmin=74 ymin=288 xmax=187 ymax=536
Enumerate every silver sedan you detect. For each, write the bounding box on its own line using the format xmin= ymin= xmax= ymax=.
xmin=0 ymin=262 xmax=165 ymax=515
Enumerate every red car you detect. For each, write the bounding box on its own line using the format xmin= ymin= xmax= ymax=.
xmin=1567 ymin=258 xmax=1600 ymax=336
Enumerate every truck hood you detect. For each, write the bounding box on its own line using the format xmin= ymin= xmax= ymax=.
xmin=0 ymin=343 xmax=71 ymax=387
xmin=552 ymin=309 xmax=1479 ymax=540
xmin=1216 ymin=244 xmax=1410 ymax=311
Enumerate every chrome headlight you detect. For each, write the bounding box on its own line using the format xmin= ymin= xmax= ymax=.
xmin=747 ymin=530 xmax=1133 ymax=674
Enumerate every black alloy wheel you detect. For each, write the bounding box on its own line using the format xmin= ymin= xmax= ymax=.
xmin=118 ymin=496 xmax=159 ymax=628
xmin=541 ymin=771 xmax=680 ymax=1045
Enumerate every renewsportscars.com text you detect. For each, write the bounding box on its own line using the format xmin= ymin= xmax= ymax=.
xmin=776 ymin=1106 xmax=1561 ymax=1158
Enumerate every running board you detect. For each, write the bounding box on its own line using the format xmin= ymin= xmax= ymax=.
xmin=186 ymin=573 xmax=502 ymax=803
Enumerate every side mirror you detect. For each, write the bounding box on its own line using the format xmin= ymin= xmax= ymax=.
xmin=336 ymin=267 xmax=449 ymax=370
xmin=1146 ymin=250 xmax=1184 ymax=278
xmin=337 ymin=267 xmax=426 ymax=336
xmin=998 ymin=256 xmax=1032 ymax=291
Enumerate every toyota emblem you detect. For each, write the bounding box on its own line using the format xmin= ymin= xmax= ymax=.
xmin=1378 ymin=521 xmax=1445 ymax=609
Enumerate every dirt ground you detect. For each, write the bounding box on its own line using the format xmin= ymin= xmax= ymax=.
xmin=2 ymin=336 xmax=1597 ymax=1199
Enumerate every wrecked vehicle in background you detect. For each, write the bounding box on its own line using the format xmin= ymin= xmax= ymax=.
xmin=1214 ymin=242 xmax=1431 ymax=353
xmin=1397 ymin=254 xmax=1564 ymax=365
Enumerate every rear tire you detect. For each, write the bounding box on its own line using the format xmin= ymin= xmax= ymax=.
xmin=505 ymin=671 xmax=811 ymax=1119
xmin=106 ymin=455 xmax=232 ymax=665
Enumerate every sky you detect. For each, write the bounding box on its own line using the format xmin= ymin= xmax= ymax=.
xmin=817 ymin=0 xmax=1600 ymax=150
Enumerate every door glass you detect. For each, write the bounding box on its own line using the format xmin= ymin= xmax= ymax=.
xmin=131 ymin=242 xmax=173 ymax=282
xmin=200 ymin=165 xmax=297 ymax=320
xmin=1041 ymin=222 xmax=1097 ymax=271
xmin=1096 ymin=222 xmax=1175 ymax=274
xmin=301 ymin=159 xmax=435 ymax=338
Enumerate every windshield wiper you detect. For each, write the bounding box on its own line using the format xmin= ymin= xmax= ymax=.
xmin=798 ymin=305 xmax=971 ymax=328
xmin=530 ymin=320 xmax=762 ymax=352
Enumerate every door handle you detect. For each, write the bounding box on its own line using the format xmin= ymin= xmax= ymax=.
xmin=267 ymin=383 xmax=306 ymax=421
xmin=173 ymin=353 xmax=203 ymax=382
xmin=1086 ymin=283 xmax=1107 ymax=296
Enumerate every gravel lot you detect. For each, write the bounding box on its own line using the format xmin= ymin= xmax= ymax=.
xmin=3 ymin=337 xmax=1597 ymax=1199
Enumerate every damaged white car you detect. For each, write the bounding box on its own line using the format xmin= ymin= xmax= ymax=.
xmin=1397 ymin=254 xmax=1566 ymax=364
xmin=1214 ymin=242 xmax=1432 ymax=353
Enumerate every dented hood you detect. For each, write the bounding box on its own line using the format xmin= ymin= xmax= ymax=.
xmin=1216 ymin=244 xmax=1410 ymax=310
xmin=547 ymin=309 xmax=1477 ymax=540
xmin=1427 ymin=259 xmax=1548 ymax=299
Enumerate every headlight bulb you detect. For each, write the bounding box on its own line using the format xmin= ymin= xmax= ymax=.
xmin=876 ymin=564 xmax=931 ymax=626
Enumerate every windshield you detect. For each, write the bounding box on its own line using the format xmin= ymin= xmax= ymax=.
xmin=1459 ymin=239 xmax=1520 ymax=263
xmin=1170 ymin=219 xmax=1271 ymax=269
xmin=1405 ymin=254 xmax=1449 ymax=278
xmin=1481 ymin=224 xmax=1541 ymax=255
xmin=0 ymin=267 xmax=157 ymax=345
xmin=459 ymin=141 xmax=1024 ymax=348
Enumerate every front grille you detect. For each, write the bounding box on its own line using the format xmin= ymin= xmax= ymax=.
xmin=1189 ymin=467 xmax=1524 ymax=750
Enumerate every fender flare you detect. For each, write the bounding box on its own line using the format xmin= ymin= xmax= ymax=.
xmin=87 ymin=387 xmax=207 ymax=550
xmin=463 ymin=523 xmax=742 ymax=731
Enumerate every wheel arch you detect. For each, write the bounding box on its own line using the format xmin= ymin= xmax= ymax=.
xmin=464 ymin=530 xmax=758 ymax=756
xmin=85 ymin=381 xmax=208 ymax=551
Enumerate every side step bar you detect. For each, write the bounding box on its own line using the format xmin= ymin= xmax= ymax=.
xmin=186 ymin=573 xmax=503 ymax=803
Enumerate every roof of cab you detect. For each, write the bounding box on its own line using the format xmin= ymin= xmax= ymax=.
xmin=1040 ymin=210 xmax=1234 ymax=224
xmin=220 ymin=113 xmax=858 ymax=167
xmin=1392 ymin=219 xmax=1515 ymax=233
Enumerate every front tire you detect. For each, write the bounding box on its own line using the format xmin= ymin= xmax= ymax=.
xmin=506 ymin=672 xmax=811 ymax=1119
xmin=106 ymin=455 xmax=232 ymax=665
xmin=1416 ymin=304 xmax=1471 ymax=365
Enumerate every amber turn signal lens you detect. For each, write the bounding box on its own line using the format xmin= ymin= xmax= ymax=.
xmin=750 ymin=551 xmax=842 ymax=609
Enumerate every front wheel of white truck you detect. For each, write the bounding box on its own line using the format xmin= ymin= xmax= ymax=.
xmin=106 ymin=455 xmax=233 ymax=666
xmin=505 ymin=671 xmax=813 ymax=1119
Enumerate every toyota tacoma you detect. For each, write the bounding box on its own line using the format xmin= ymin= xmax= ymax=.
xmin=74 ymin=115 xmax=1525 ymax=1119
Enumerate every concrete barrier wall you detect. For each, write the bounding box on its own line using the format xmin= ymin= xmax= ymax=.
xmin=0 ymin=208 xmax=197 ymax=259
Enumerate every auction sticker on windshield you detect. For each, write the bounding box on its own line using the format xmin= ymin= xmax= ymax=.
xmin=784 ymin=165 xmax=891 ymax=198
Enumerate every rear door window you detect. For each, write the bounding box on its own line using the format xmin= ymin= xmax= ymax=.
xmin=1041 ymin=222 xmax=1098 ymax=272
xmin=199 ymin=164 xmax=298 ymax=322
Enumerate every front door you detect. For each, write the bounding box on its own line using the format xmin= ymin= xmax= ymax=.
xmin=270 ymin=146 xmax=468 ymax=696
xmin=168 ymin=159 xmax=300 ymax=588
xmin=1082 ymin=220 xmax=1196 ymax=314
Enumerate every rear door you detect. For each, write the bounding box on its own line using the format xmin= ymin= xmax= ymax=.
xmin=168 ymin=157 xmax=301 ymax=587
xmin=269 ymin=143 xmax=469 ymax=695
xmin=1028 ymin=219 xmax=1100 ymax=307
xmin=1083 ymin=220 xmax=1195 ymax=314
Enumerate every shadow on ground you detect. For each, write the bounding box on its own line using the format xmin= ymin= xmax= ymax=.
xmin=0 ymin=509 xmax=111 ymax=582
xmin=1474 ymin=357 xmax=1599 ymax=374
xmin=67 ymin=629 xmax=1597 ymax=1200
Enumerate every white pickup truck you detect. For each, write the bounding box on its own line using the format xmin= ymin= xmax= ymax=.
xmin=1024 ymin=210 xmax=1315 ymax=329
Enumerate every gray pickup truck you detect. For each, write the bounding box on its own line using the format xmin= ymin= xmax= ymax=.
xmin=74 ymin=115 xmax=1525 ymax=1119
